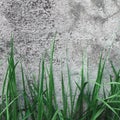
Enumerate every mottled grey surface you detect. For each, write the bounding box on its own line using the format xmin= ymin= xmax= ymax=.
xmin=0 ymin=0 xmax=120 ymax=100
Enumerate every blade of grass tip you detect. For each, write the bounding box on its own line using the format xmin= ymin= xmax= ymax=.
xmin=32 ymin=74 xmax=38 ymax=91
xmin=38 ymin=61 xmax=41 ymax=86
xmin=48 ymin=34 xmax=58 ymax=118
xmin=96 ymin=54 xmax=105 ymax=95
xmin=44 ymin=51 xmax=53 ymax=119
xmin=39 ymin=57 xmax=45 ymax=95
xmin=92 ymin=54 xmax=102 ymax=100
xmin=37 ymin=58 xmax=45 ymax=120
xmin=81 ymin=53 xmax=85 ymax=87
xmin=85 ymin=51 xmax=89 ymax=83
xmin=6 ymin=36 xmax=20 ymax=120
xmin=7 ymin=39 xmax=19 ymax=98
xmin=91 ymin=54 xmax=106 ymax=120
xmin=85 ymin=51 xmax=91 ymax=102
xmin=73 ymin=53 xmax=87 ymax=119
xmin=50 ymin=33 xmax=57 ymax=106
xmin=48 ymin=58 xmax=54 ymax=118
xmin=66 ymin=48 xmax=73 ymax=117
xmin=2 ymin=37 xmax=18 ymax=119
xmin=2 ymin=35 xmax=16 ymax=100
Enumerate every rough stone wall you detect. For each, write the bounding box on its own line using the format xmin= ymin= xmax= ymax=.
xmin=0 ymin=0 xmax=120 ymax=99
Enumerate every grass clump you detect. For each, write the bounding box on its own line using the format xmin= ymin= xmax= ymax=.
xmin=0 ymin=37 xmax=120 ymax=120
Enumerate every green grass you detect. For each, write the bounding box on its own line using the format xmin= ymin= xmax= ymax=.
xmin=1 ymin=37 xmax=120 ymax=120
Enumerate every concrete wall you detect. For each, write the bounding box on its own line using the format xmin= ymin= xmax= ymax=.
xmin=0 ymin=0 xmax=120 ymax=98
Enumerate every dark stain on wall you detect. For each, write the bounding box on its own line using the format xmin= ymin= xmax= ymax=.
xmin=115 ymin=33 xmax=120 ymax=42
xmin=91 ymin=0 xmax=105 ymax=8
xmin=70 ymin=3 xmax=86 ymax=21
xmin=4 ymin=1 xmax=22 ymax=25
xmin=3 ymin=0 xmax=54 ymax=27
xmin=69 ymin=2 xmax=86 ymax=30
xmin=92 ymin=15 xmax=107 ymax=24
xmin=112 ymin=0 xmax=120 ymax=9
xmin=69 ymin=0 xmax=107 ymax=31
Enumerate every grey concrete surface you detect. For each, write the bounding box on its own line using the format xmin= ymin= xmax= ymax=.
xmin=0 ymin=0 xmax=120 ymax=100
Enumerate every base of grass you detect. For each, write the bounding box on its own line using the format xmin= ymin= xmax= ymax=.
xmin=1 ymin=37 xmax=120 ymax=120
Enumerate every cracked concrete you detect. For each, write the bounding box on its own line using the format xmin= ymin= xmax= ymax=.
xmin=0 ymin=0 xmax=120 ymax=100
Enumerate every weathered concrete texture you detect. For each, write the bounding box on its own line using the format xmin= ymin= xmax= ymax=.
xmin=0 ymin=0 xmax=120 ymax=98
